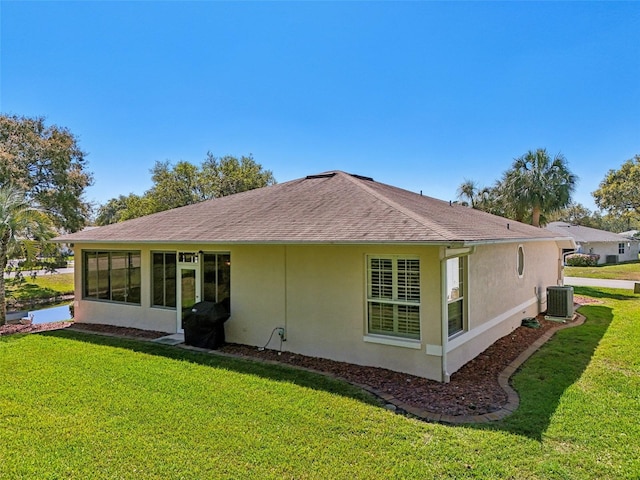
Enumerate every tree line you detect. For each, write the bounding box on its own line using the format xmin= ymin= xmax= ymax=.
xmin=0 ymin=114 xmax=274 ymax=324
xmin=1 ymin=113 xmax=639 ymax=323
xmin=457 ymin=149 xmax=640 ymax=233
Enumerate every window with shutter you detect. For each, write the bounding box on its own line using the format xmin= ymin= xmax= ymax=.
xmin=367 ymin=256 xmax=420 ymax=339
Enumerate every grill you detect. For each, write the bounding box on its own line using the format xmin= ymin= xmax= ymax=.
xmin=183 ymin=300 xmax=230 ymax=349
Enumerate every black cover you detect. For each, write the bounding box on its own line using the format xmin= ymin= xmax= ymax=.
xmin=183 ymin=300 xmax=230 ymax=349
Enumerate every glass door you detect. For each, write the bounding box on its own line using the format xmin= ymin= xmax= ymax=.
xmin=177 ymin=264 xmax=201 ymax=332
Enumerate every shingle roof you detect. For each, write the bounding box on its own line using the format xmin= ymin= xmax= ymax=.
xmin=56 ymin=171 xmax=571 ymax=245
xmin=546 ymin=222 xmax=634 ymax=243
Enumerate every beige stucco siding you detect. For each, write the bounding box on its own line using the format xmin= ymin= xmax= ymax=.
xmin=446 ymin=241 xmax=561 ymax=374
xmin=228 ymin=244 xmax=442 ymax=378
xmin=71 ymin=240 xmax=562 ymax=381
xmin=73 ymin=243 xmax=185 ymax=333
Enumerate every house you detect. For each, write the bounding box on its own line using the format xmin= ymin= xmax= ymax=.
xmin=55 ymin=171 xmax=574 ymax=382
xmin=620 ymin=230 xmax=640 ymax=240
xmin=546 ymin=222 xmax=640 ymax=264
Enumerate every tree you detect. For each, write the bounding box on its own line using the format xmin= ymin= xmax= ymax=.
xmin=97 ymin=153 xmax=275 ymax=224
xmin=95 ymin=194 xmax=157 ymax=226
xmin=592 ymin=154 xmax=640 ymax=222
xmin=0 ymin=114 xmax=93 ymax=232
xmin=547 ymin=202 xmax=596 ymax=226
xmin=497 ymin=149 xmax=577 ymax=227
xmin=457 ymin=179 xmax=479 ymax=208
xmin=201 ymin=153 xmax=277 ymax=198
xmin=0 ymin=185 xmax=55 ymax=325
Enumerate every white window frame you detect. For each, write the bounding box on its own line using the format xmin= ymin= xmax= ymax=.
xmin=365 ymin=255 xmax=421 ymax=341
xmin=618 ymin=243 xmax=625 ymax=254
xmin=446 ymin=255 xmax=468 ymax=338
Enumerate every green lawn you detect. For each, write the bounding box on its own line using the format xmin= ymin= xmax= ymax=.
xmin=565 ymin=261 xmax=640 ymax=280
xmin=1 ymin=287 xmax=638 ymax=479
xmin=5 ymin=272 xmax=74 ymax=305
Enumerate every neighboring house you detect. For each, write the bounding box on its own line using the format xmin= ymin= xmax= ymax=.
xmin=55 ymin=171 xmax=574 ymax=382
xmin=546 ymin=222 xmax=640 ymax=264
xmin=620 ymin=230 xmax=640 ymax=240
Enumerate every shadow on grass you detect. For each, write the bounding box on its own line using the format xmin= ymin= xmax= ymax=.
xmin=39 ymin=328 xmax=382 ymax=408
xmin=475 ymin=303 xmax=613 ymax=440
xmin=573 ymin=286 xmax=638 ymax=301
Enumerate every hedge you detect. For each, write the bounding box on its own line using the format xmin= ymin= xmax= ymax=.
xmin=565 ymin=253 xmax=600 ymax=266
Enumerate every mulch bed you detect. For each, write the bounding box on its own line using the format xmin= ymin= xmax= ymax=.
xmin=0 ymin=321 xmax=74 ymax=337
xmin=1 ymin=306 xmax=586 ymax=417
xmin=222 ymin=316 xmax=561 ymax=416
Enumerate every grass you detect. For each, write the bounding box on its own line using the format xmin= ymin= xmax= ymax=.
xmin=565 ymin=261 xmax=640 ymax=280
xmin=5 ymin=272 xmax=74 ymax=305
xmin=0 ymin=287 xmax=638 ymax=478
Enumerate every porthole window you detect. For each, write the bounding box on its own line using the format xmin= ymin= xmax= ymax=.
xmin=517 ymin=245 xmax=525 ymax=277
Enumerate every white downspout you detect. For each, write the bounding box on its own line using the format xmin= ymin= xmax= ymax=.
xmin=440 ymin=256 xmax=450 ymax=383
xmin=283 ymin=245 xmax=288 ymax=337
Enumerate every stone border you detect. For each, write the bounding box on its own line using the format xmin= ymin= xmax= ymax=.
xmin=399 ymin=311 xmax=587 ymax=424
xmin=67 ymin=311 xmax=587 ymax=425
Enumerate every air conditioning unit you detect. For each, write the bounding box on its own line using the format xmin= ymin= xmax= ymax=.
xmin=605 ymin=254 xmax=619 ymax=264
xmin=546 ymin=286 xmax=574 ymax=320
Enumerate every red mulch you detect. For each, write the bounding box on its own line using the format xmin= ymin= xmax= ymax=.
xmin=1 ymin=309 xmax=581 ymax=417
xmin=222 ymin=317 xmax=561 ymax=416
xmin=0 ymin=321 xmax=74 ymax=336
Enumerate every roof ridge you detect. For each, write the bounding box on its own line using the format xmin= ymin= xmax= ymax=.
xmin=338 ymin=172 xmax=456 ymax=240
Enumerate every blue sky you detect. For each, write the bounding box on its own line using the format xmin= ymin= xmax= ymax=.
xmin=2 ymin=1 xmax=638 ymax=212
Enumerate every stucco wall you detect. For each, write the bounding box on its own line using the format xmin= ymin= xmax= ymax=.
xmin=73 ymin=243 xmax=186 ymax=332
xmin=445 ymin=241 xmax=561 ymax=375
xmin=228 ymin=244 xmax=443 ymax=378
xmin=71 ymin=240 xmax=562 ymax=381
xmin=578 ymin=241 xmax=640 ymax=264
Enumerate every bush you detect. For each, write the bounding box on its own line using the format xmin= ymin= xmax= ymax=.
xmin=565 ymin=253 xmax=600 ymax=266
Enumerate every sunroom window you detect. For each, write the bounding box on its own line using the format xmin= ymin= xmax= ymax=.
xmin=84 ymin=251 xmax=141 ymax=305
xmin=367 ymin=256 xmax=420 ymax=339
xmin=152 ymin=252 xmax=177 ymax=308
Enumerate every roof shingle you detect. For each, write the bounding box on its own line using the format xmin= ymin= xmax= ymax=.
xmin=56 ymin=171 xmax=570 ymax=244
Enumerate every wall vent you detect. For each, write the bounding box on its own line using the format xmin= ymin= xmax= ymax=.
xmin=546 ymin=286 xmax=574 ymax=319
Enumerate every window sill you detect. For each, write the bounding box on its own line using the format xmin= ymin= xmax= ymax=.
xmin=363 ymin=334 xmax=422 ymax=349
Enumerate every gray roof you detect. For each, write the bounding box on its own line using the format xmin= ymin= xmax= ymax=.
xmin=57 ymin=171 xmax=571 ymax=245
xmin=546 ymin=222 xmax=635 ymax=243
xmin=619 ymin=230 xmax=640 ymax=239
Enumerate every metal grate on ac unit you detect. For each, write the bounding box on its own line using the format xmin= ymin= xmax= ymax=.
xmin=545 ymin=286 xmax=574 ymax=322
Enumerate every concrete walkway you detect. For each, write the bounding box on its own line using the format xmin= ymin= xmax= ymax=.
xmin=565 ymin=276 xmax=637 ymax=290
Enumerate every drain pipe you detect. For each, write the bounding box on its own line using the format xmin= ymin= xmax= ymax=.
xmin=440 ymin=256 xmax=450 ymax=383
xmin=283 ymin=245 xmax=288 ymax=341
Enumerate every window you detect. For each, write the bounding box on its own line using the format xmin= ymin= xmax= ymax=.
xmin=619 ymin=243 xmax=625 ymax=254
xmin=446 ymin=256 xmax=467 ymax=337
xmin=84 ymin=251 xmax=141 ymax=304
xmin=367 ymin=256 xmax=420 ymax=339
xmin=517 ymin=245 xmax=525 ymax=277
xmin=202 ymin=253 xmax=231 ymax=304
xmin=152 ymin=252 xmax=177 ymax=308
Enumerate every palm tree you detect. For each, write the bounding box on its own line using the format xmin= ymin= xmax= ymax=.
xmin=0 ymin=185 xmax=54 ymax=325
xmin=499 ymin=149 xmax=577 ymax=227
xmin=456 ymin=179 xmax=479 ymax=207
